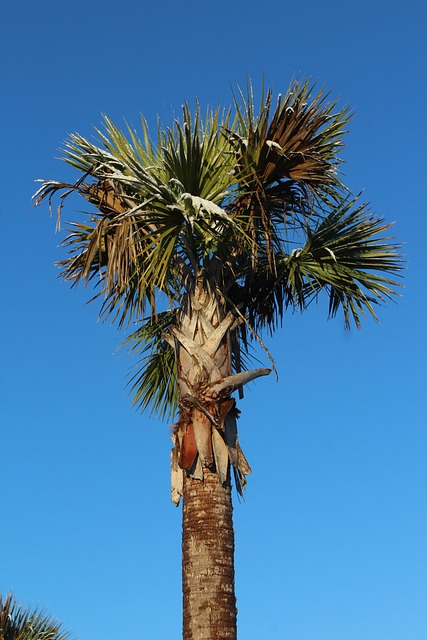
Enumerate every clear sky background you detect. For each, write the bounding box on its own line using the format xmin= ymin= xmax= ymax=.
xmin=1 ymin=1 xmax=426 ymax=638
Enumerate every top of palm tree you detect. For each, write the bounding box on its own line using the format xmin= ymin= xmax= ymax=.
xmin=34 ymin=78 xmax=402 ymax=419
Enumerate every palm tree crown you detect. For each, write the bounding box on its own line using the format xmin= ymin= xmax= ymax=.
xmin=34 ymin=80 xmax=401 ymax=495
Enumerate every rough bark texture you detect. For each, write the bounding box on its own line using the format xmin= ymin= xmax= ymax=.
xmin=182 ymin=469 xmax=236 ymax=640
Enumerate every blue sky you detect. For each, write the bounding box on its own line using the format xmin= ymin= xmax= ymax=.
xmin=1 ymin=1 xmax=426 ymax=638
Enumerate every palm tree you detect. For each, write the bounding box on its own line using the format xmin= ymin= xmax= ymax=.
xmin=0 ymin=593 xmax=72 ymax=640
xmin=34 ymin=80 xmax=401 ymax=640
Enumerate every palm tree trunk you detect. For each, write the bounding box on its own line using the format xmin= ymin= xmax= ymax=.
xmin=172 ymin=273 xmax=242 ymax=639
xmin=182 ymin=469 xmax=236 ymax=640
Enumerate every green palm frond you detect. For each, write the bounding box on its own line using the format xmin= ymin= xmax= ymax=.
xmin=63 ymin=114 xmax=162 ymax=179
xmin=34 ymin=105 xmax=242 ymax=325
xmin=163 ymin=103 xmax=236 ymax=202
xmin=241 ymin=195 xmax=402 ymax=330
xmin=0 ymin=593 xmax=72 ymax=640
xmin=123 ymin=310 xmax=178 ymax=420
xmin=295 ymin=198 xmax=402 ymax=327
